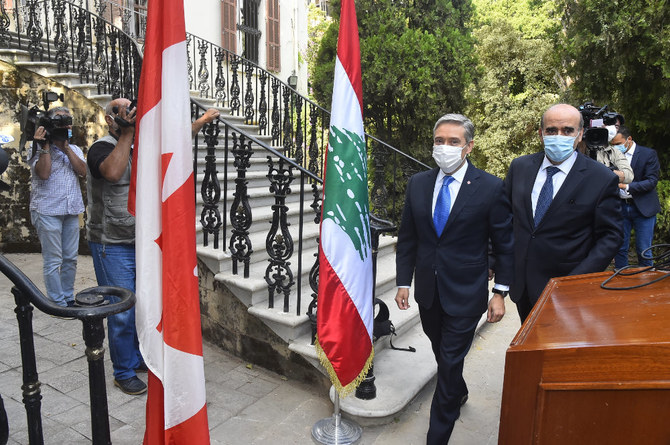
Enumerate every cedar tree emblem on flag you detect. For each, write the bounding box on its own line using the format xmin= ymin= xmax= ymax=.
xmin=129 ymin=0 xmax=210 ymax=442
xmin=315 ymin=0 xmax=375 ymax=397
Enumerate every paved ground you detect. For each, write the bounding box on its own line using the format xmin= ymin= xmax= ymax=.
xmin=0 ymin=253 xmax=521 ymax=444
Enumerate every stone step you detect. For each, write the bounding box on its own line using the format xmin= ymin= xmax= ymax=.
xmin=219 ymin=241 xmax=398 ymax=342
xmin=0 ymin=48 xmax=32 ymax=63
xmin=214 ymin=235 xmax=397 ymax=309
xmin=14 ymin=60 xmax=59 ymax=76
xmin=195 ymin=193 xmax=322 ymax=247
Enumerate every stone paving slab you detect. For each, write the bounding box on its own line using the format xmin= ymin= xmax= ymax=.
xmin=0 ymin=253 xmax=519 ymax=444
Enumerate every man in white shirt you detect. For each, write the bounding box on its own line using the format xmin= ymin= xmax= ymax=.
xmin=29 ymin=107 xmax=87 ymax=307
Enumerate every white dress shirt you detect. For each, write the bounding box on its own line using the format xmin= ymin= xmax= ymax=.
xmin=432 ymin=161 xmax=468 ymax=217
xmin=620 ymin=142 xmax=636 ymax=198
xmin=531 ymin=150 xmax=578 ymax=217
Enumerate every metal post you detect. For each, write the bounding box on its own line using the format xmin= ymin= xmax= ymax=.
xmin=76 ymin=291 xmax=112 ymax=445
xmin=311 ymin=392 xmax=362 ymax=444
xmin=355 ymin=217 xmax=395 ymax=400
xmin=1 ymin=394 xmax=9 ymax=445
xmin=12 ymin=287 xmax=44 ymax=445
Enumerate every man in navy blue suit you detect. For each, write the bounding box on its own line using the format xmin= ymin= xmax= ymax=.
xmin=611 ymin=126 xmax=661 ymax=268
xmin=505 ymin=104 xmax=623 ymax=323
xmin=395 ymin=113 xmax=514 ymax=444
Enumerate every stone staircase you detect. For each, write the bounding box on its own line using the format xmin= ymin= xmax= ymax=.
xmin=0 ymin=40 xmax=439 ymax=425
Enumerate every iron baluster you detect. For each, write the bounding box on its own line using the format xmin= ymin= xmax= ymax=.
xmin=229 ymin=55 xmax=240 ymax=115
xmin=258 ymin=70 xmax=268 ymax=133
xmin=307 ymin=182 xmax=322 ymax=343
xmin=270 ymin=78 xmax=280 ymax=144
xmin=52 ymin=0 xmax=70 ymax=72
xmin=214 ymin=48 xmax=226 ymax=106
xmin=197 ymin=39 xmax=210 ymax=98
xmin=26 ymin=0 xmax=44 ymax=61
xmin=93 ymin=16 xmax=107 ymax=94
xmin=108 ymin=29 xmax=121 ymax=98
xmin=120 ymin=34 xmax=133 ymax=98
xmin=186 ymin=34 xmax=193 ymax=90
xmin=265 ymin=157 xmax=295 ymax=311
xmin=12 ymin=286 xmax=44 ymax=445
xmin=75 ymin=5 xmax=90 ymax=83
xmin=244 ymin=61 xmax=255 ymax=124
xmin=229 ymin=132 xmax=253 ymax=277
xmin=294 ymin=97 xmax=303 ymax=166
xmin=0 ymin=0 xmax=12 ymax=47
xmin=308 ymin=104 xmax=320 ymax=176
xmin=282 ymin=86 xmax=293 ymax=158
xmin=200 ymin=118 xmax=222 ymax=249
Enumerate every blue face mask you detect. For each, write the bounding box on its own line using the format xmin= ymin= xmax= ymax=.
xmin=67 ymin=128 xmax=72 ymax=140
xmin=613 ymin=143 xmax=627 ymax=153
xmin=543 ymin=135 xmax=576 ymax=163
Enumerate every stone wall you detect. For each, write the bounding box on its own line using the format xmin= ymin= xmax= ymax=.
xmin=198 ymin=258 xmax=330 ymax=391
xmin=0 ymin=59 xmax=107 ymax=252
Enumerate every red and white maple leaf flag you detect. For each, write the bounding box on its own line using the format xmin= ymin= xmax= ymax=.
xmin=128 ymin=0 xmax=209 ymax=442
xmin=315 ymin=0 xmax=374 ymax=397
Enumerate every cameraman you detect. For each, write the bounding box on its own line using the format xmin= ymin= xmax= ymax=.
xmin=29 ymin=106 xmax=86 ymax=308
xmin=86 ymin=97 xmax=147 ymax=396
xmin=585 ymin=140 xmax=633 ymax=184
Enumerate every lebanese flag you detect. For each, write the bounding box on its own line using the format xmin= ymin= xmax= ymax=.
xmin=128 ymin=0 xmax=209 ymax=442
xmin=315 ymin=0 xmax=374 ymax=397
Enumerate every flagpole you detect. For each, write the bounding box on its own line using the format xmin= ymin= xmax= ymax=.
xmin=312 ymin=392 xmax=363 ymax=444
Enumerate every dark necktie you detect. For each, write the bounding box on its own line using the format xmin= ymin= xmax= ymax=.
xmin=534 ymin=166 xmax=560 ymax=227
xmin=434 ymin=175 xmax=455 ymax=237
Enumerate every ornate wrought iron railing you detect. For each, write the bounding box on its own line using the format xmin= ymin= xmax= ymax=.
xmin=0 ymin=254 xmax=135 ymax=445
xmin=0 ymin=0 xmax=141 ymax=99
xmin=0 ymin=0 xmax=429 ymax=319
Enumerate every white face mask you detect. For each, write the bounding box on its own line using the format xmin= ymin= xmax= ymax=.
xmin=432 ymin=144 xmax=466 ymax=174
xmin=606 ymin=125 xmax=617 ymax=142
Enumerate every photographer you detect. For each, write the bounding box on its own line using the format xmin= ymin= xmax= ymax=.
xmin=86 ymin=97 xmax=147 ymax=396
xmin=29 ymin=106 xmax=86 ymax=308
xmin=577 ymin=103 xmax=633 ymax=185
xmin=579 ymin=139 xmax=633 ymax=184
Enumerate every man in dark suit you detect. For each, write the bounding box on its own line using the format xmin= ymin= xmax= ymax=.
xmin=611 ymin=126 xmax=661 ymax=268
xmin=395 ymin=113 xmax=514 ymax=444
xmin=505 ymin=103 xmax=623 ymax=323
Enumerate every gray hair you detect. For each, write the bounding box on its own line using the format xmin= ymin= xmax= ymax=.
xmin=48 ymin=106 xmax=71 ymax=118
xmin=433 ymin=113 xmax=474 ymax=143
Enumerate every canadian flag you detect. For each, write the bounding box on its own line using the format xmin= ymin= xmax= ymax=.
xmin=128 ymin=0 xmax=210 ymax=442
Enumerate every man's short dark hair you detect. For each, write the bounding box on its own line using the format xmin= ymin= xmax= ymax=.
xmin=617 ymin=125 xmax=632 ymax=139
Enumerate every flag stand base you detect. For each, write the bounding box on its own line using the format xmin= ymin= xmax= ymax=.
xmin=311 ymin=392 xmax=362 ymax=444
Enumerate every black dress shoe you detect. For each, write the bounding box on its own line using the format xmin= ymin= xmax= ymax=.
xmin=114 ymin=376 xmax=147 ymax=395
xmin=460 ymin=394 xmax=469 ymax=406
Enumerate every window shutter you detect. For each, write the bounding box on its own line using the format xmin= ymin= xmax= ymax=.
xmin=221 ymin=0 xmax=237 ymax=53
xmin=266 ymin=0 xmax=280 ymax=72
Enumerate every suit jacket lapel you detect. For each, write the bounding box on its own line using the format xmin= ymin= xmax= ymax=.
xmin=523 ymin=153 xmax=543 ymax=229
xmin=537 ymin=153 xmax=587 ymax=228
xmin=442 ymin=163 xmax=481 ymax=235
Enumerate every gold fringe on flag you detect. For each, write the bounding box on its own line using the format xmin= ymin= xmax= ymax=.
xmin=314 ymin=335 xmax=375 ymax=398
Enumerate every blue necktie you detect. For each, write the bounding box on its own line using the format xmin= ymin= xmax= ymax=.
xmin=434 ymin=175 xmax=455 ymax=237
xmin=534 ymin=166 xmax=560 ymax=227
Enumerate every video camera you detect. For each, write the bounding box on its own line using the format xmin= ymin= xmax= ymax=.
xmin=111 ymin=99 xmax=137 ymax=128
xmin=19 ymin=91 xmax=71 ymax=157
xmin=578 ymin=102 xmax=623 ymax=157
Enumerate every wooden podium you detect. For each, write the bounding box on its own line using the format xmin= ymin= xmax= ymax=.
xmin=498 ymin=270 xmax=670 ymax=444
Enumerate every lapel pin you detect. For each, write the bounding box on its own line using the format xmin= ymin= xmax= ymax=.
xmin=467 ymin=181 xmax=471 ymax=185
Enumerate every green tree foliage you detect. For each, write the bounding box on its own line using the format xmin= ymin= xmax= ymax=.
xmin=465 ymin=0 xmax=562 ymax=177
xmin=310 ymin=0 xmax=476 ymax=164
xmin=558 ymin=0 xmax=670 ymax=164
